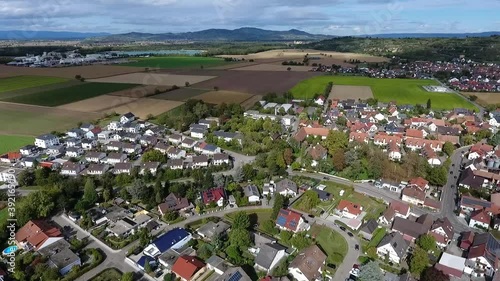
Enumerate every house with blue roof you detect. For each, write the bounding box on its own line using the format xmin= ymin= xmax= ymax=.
xmin=143 ymin=228 xmax=192 ymax=258
xmin=136 ymin=255 xmax=157 ymax=271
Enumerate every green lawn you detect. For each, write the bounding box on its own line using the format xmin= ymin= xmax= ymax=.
xmin=290 ymin=76 xmax=477 ymax=110
xmin=225 ymin=209 xmax=272 ymax=228
xmin=0 ymin=208 xmax=8 ymax=225
xmin=368 ymin=227 xmax=387 ymax=247
xmin=309 ymin=224 xmax=348 ymax=265
xmin=323 ymin=181 xmax=386 ymax=221
xmin=0 ymin=76 xmax=68 ymax=93
xmin=89 ymin=268 xmax=122 ymax=281
xmin=4 ymin=82 xmax=138 ymax=106
xmin=0 ymin=135 xmax=34 ymax=154
xmin=122 ymin=56 xmax=230 ymax=69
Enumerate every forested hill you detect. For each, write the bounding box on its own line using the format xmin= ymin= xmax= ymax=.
xmin=305 ymin=36 xmax=500 ymax=62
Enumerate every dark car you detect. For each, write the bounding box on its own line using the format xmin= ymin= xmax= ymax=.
xmin=340 ymin=226 xmax=346 ymax=231
xmin=450 ymin=171 xmax=453 ymax=174
xmin=452 ymin=164 xmax=455 ymax=167
xmin=355 ymin=244 xmax=359 ymax=250
xmin=454 ymin=176 xmax=457 ymax=179
xmin=308 ymin=214 xmax=315 ymax=218
xmin=323 ymin=176 xmax=330 ymax=180
xmin=348 ymin=232 xmax=354 ymax=237
xmin=451 ymin=184 xmax=455 ymax=188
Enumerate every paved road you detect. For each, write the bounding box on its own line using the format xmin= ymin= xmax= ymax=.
xmin=440 ymin=146 xmax=475 ymax=233
xmin=433 ymin=78 xmax=485 ymax=119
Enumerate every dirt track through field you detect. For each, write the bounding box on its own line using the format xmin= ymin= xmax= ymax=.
xmin=328 ymin=85 xmax=374 ymax=100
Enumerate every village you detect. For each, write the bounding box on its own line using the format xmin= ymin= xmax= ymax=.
xmin=0 ymin=85 xmax=500 ymax=281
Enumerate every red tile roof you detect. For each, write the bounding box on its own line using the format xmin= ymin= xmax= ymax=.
xmin=337 ymin=200 xmax=362 ymax=216
xmin=405 ymin=129 xmax=424 ymax=139
xmin=172 ymin=255 xmax=205 ymax=281
xmin=470 ymin=209 xmax=491 ymax=224
xmin=202 ymin=188 xmax=225 ymax=205
xmin=349 ymin=132 xmax=369 ymax=143
xmin=15 ymin=220 xmax=62 ymax=250
xmin=408 ymin=177 xmax=429 ymax=191
xmin=294 ymin=127 xmax=330 ymax=142
xmin=389 ymin=200 xmax=410 ymax=216
xmin=276 ymin=209 xmax=303 ymax=231
xmin=402 ymin=187 xmax=425 ymax=201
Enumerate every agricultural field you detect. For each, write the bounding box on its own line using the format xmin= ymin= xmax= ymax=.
xmin=182 ymin=69 xmax=319 ymax=95
xmin=291 ymin=76 xmax=477 ymax=110
xmin=106 ymin=85 xmax=169 ymax=98
xmin=89 ymin=72 xmax=215 ymax=86
xmin=232 ymin=64 xmax=312 ymax=72
xmin=0 ymin=102 xmax=100 ymax=135
xmin=107 ymin=98 xmax=184 ymax=119
xmin=0 ymin=76 xmax=68 ymax=93
xmin=151 ymin=88 xmax=209 ymax=101
xmin=309 ymin=224 xmax=348 ymax=265
xmin=329 ymin=85 xmax=374 ymax=100
xmin=0 ymin=65 xmax=141 ymax=79
xmin=122 ymin=56 xmax=231 ymax=69
xmin=219 ymin=49 xmax=389 ymax=63
xmin=191 ymin=90 xmax=254 ymax=105
xmin=463 ymin=92 xmax=500 ymax=106
xmin=3 ymin=82 xmax=138 ymax=106
xmin=58 ymin=95 xmax=138 ymax=112
xmin=0 ymin=135 xmax=34 ymax=154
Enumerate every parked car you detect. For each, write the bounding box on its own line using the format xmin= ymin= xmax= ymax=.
xmin=340 ymin=226 xmax=346 ymax=231
xmin=355 ymin=244 xmax=359 ymax=250
xmin=308 ymin=214 xmax=315 ymax=218
xmin=348 ymin=232 xmax=354 ymax=237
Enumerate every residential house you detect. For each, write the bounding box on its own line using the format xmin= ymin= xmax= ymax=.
xmin=85 ymin=127 xmax=102 ymax=139
xmin=140 ymin=135 xmax=158 ymax=147
xmin=47 ymin=145 xmax=65 ymax=156
xmin=202 ymin=188 xmax=226 ymax=207
xmin=214 ymin=131 xmax=242 ymax=144
xmin=145 ymin=126 xmax=166 ymax=137
xmin=65 ymin=147 xmax=83 ymax=158
xmin=166 ymin=159 xmax=184 ymax=170
xmin=391 ymin=216 xmax=431 ymax=242
xmin=15 ymin=220 xmax=63 ymax=251
xmin=123 ymin=122 xmax=140 ymax=134
xmin=214 ymin=267 xmax=252 ymax=281
xmin=469 ymin=209 xmax=491 ymax=229
xmin=60 ymin=162 xmax=84 ymax=176
xmin=408 ymin=177 xmax=429 ymax=191
xmin=67 ymin=128 xmax=85 ymax=139
xmin=106 ymin=214 xmax=152 ymax=237
xmin=106 ymin=153 xmax=127 ymax=165
xmin=435 ymin=253 xmax=466 ymax=278
xmin=307 ymin=144 xmax=327 ymax=166
xmin=20 ymin=144 xmax=37 ymax=156
xmin=35 ymin=134 xmax=59 ymax=148
xmin=466 ymin=233 xmax=500 ymax=277
xmin=167 ymin=147 xmax=186 ymax=160
xmin=405 ymin=138 xmax=444 ymax=152
xmin=65 ymin=137 xmax=81 ymax=148
xmin=213 ymin=153 xmax=230 ymax=166
xmin=336 ymin=200 xmax=362 ymax=219
xmin=378 ymin=201 xmax=411 ymax=225
xmin=468 ymin=143 xmax=494 ymax=160
xmin=140 ymin=161 xmax=160 ymax=175
xmin=169 ymin=134 xmax=184 ymax=145
xmin=359 ymin=219 xmax=379 ymax=241
xmin=38 ymin=239 xmax=81 ymax=275
xmin=243 ymin=185 xmax=261 ymax=203
xmin=113 ymin=162 xmax=133 ymax=175
xmin=197 ymin=221 xmax=230 ymax=239
xmin=349 ymin=132 xmax=370 ymax=144
xmin=199 ymin=143 xmax=221 ymax=156
xmin=86 ymin=164 xmax=110 ymax=176
xmin=376 ymin=232 xmax=409 ymax=264
xmin=120 ymin=112 xmax=136 ymax=124
xmin=275 ymin=179 xmax=298 ymax=197
xmin=294 ymin=127 xmax=330 ymax=142
xmin=388 ymin=142 xmax=402 ymax=161
xmin=81 ymin=139 xmax=97 ymax=150
xmin=276 ymin=209 xmax=308 ymax=233
xmin=0 ymin=152 xmax=21 ymax=164
xmin=121 ymin=143 xmax=141 ymax=154
xmin=154 ymin=142 xmax=171 ymax=154
xmin=373 ymin=133 xmax=402 ymax=147
xmin=401 ymin=187 xmax=425 ymax=206
xmin=288 ymin=245 xmax=327 ymax=281
xmin=191 ymin=128 xmax=207 ymax=139
xmin=255 ymin=243 xmax=288 ymax=273
xmin=181 ymin=138 xmax=197 ymax=149
xmin=85 ymin=151 xmax=106 ymax=163
xmin=97 ymin=130 xmax=112 ymax=140
xmin=314 ymin=96 xmax=326 ymax=106
xmin=80 ymin=123 xmax=95 ymax=132
xmin=429 ymin=218 xmax=454 ymax=248
xmin=192 ymin=155 xmax=209 ymax=168
xmin=158 ymin=193 xmax=191 ymax=216
xmin=172 ymin=255 xmax=206 ymax=281
xmin=106 ymin=141 xmax=123 ymax=151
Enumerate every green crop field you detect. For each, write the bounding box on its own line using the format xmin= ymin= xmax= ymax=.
xmin=0 ymin=135 xmax=34 ymax=154
xmin=4 ymin=82 xmax=138 ymax=106
xmin=0 ymin=76 xmax=68 ymax=93
xmin=122 ymin=56 xmax=230 ymax=69
xmin=290 ymin=76 xmax=477 ymax=111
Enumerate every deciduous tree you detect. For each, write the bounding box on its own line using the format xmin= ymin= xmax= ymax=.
xmin=417 ymin=234 xmax=437 ymax=252
xmin=358 ymin=261 xmax=384 ymax=281
xmin=410 ymin=247 xmax=429 ymax=276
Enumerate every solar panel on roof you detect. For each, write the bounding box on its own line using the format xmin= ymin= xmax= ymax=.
xmin=276 ymin=217 xmax=287 ymax=226
xmin=463 ymin=197 xmax=491 ymax=208
xmin=228 ymin=271 xmax=243 ymax=281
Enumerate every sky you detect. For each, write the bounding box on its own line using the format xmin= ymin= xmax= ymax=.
xmin=0 ymin=0 xmax=499 ymax=35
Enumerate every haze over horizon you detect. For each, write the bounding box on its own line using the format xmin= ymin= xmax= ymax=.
xmin=0 ymin=0 xmax=499 ymax=36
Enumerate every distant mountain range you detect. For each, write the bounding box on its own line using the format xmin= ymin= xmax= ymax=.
xmin=0 ymin=28 xmax=499 ymax=41
xmin=0 ymin=30 xmax=110 ymax=40
xmin=361 ymin=31 xmax=500 ymax=38
xmin=90 ymin=27 xmax=332 ymax=42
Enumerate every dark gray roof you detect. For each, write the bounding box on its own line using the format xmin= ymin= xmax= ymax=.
xmin=377 ymin=232 xmax=409 ymax=259
xmin=360 ymin=219 xmax=379 ymax=235
xmin=214 ymin=267 xmax=252 ymax=281
xmin=197 ymin=221 xmax=230 ymax=239
xmin=244 ymin=185 xmax=260 ymax=197
xmin=36 ymin=133 xmax=57 ymax=140
xmin=312 ymin=188 xmax=332 ymax=201
xmin=392 ymin=217 xmax=429 ymax=239
xmin=275 ymin=178 xmax=297 ymax=193
xmin=459 ymin=168 xmax=485 ymax=189
xmin=255 ymin=243 xmax=287 ymax=270
xmin=214 ymin=131 xmax=240 ymax=139
xmin=38 ymin=239 xmax=80 ymax=270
